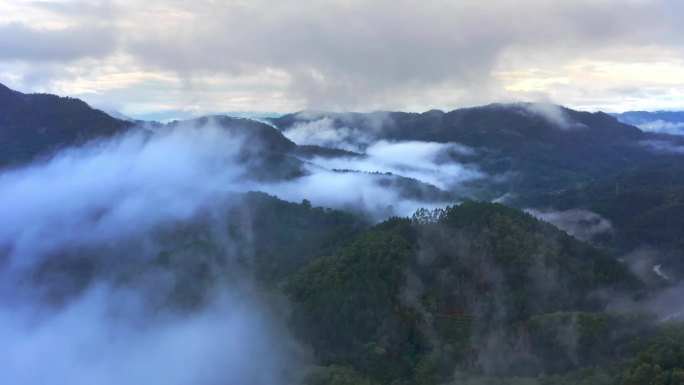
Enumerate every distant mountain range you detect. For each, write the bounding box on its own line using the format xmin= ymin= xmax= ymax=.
xmin=612 ymin=110 xmax=684 ymax=135
xmin=271 ymin=104 xmax=684 ymax=199
xmin=3 ymin=83 xmax=684 ymax=201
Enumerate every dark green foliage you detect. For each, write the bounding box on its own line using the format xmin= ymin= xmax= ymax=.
xmin=294 ymin=145 xmax=363 ymax=158
xmin=519 ymin=159 xmax=684 ymax=253
xmin=617 ymin=323 xmax=684 ymax=385
xmin=537 ymin=322 xmax=684 ymax=385
xmin=284 ymin=201 xmax=646 ymax=383
xmin=150 ymin=191 xmax=368 ymax=300
xmin=303 ymin=365 xmax=380 ymax=385
xmin=433 ymin=315 xmax=474 ymax=345
xmin=525 ymin=312 xmax=656 ymax=373
xmin=538 ymin=367 xmax=613 ymax=385
xmin=397 ymin=202 xmax=641 ymax=378
xmin=285 ymin=221 xmax=428 ymax=382
xmin=21 ymin=191 xmax=681 ymax=384
xmin=412 ymin=207 xmax=446 ymax=224
xmin=418 ymin=201 xmax=638 ymax=324
xmin=236 ymin=192 xmax=369 ymax=281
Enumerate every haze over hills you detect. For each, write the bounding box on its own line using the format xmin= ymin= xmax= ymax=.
xmin=3 ymin=84 xmax=676 ymax=195
xmin=1 ymin=84 xmax=684 ymax=384
xmin=4 ymin=83 xmax=684 ymax=258
xmin=612 ymin=110 xmax=684 ymax=135
xmin=270 ymin=104 xmax=657 ymax=198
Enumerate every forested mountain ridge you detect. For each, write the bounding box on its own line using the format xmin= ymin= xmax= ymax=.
xmin=0 ymin=83 xmax=134 ymax=167
xmin=0 ymin=84 xmax=456 ymax=205
xmin=612 ymin=110 xmax=684 ymax=135
xmin=269 ymin=104 xmax=667 ymax=198
xmin=26 ymin=191 xmax=668 ymax=384
xmin=3 ymin=83 xmax=677 ymax=205
xmin=286 ymin=201 xmax=645 ymax=383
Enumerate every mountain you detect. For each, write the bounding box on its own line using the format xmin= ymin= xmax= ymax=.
xmin=4 ymin=84 xmax=683 ymax=254
xmin=2 ymin=83 xmax=667 ymax=203
xmin=25 ymin=191 xmax=658 ymax=384
xmin=520 ymin=156 xmax=684 ymax=276
xmin=168 ymin=115 xmax=298 ymax=154
xmin=0 ymin=83 xmax=134 ymax=168
xmin=0 ymin=84 xmax=458 ymax=215
xmin=270 ymin=103 xmax=656 ymax=198
xmin=285 ymin=201 xmax=642 ymax=382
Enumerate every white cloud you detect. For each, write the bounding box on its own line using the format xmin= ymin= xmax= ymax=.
xmin=283 ymin=117 xmax=372 ymax=152
xmin=521 ymin=103 xmax=587 ymax=130
xmin=637 ymin=120 xmax=684 ymax=135
xmin=0 ymin=120 xmax=482 ymax=266
xmin=0 ymin=125 xmax=246 ymax=266
xmin=0 ymin=282 xmax=302 ymax=385
xmin=0 ymin=117 xmax=492 ymax=383
xmin=525 ymin=208 xmax=613 ymax=242
xmin=640 ymin=140 xmax=684 ymax=154
xmin=300 ymin=140 xmax=481 ymax=191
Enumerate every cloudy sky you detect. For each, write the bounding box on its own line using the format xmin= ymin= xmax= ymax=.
xmin=1 ymin=0 xmax=683 ymax=120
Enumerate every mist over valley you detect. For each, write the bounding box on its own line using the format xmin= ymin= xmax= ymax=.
xmin=2 ymin=1 xmax=684 ymax=383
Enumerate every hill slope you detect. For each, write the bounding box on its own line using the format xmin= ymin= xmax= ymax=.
xmin=0 ymin=83 xmax=134 ymax=167
xmin=285 ymin=201 xmax=640 ymax=382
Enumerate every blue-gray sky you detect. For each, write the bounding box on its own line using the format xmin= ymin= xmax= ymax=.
xmin=1 ymin=0 xmax=683 ymax=120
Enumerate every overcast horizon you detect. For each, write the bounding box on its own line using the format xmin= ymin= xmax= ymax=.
xmin=2 ymin=0 xmax=684 ymax=121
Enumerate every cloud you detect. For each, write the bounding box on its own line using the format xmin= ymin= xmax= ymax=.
xmin=298 ymin=140 xmax=480 ymax=190
xmin=525 ymin=208 xmax=613 ymax=242
xmin=28 ymin=0 xmax=117 ymax=18
xmin=0 ymin=116 xmax=496 ymax=383
xmin=0 ymin=281 xmax=303 ymax=385
xmin=0 ymin=22 xmax=117 ymax=62
xmin=276 ymin=116 xmax=487 ymax=218
xmin=0 ymin=122 xmax=320 ymax=385
xmin=0 ymin=118 xmax=484 ymax=267
xmin=281 ymin=111 xmax=394 ymax=152
xmin=636 ymin=120 xmax=684 ymax=135
xmin=639 ymin=139 xmax=684 ymax=154
xmin=0 ymin=124 xmax=246 ymax=267
xmin=2 ymin=0 xmax=684 ymax=114
xmin=607 ymin=278 xmax=684 ymax=322
xmin=519 ymin=103 xmax=587 ymax=130
xmin=256 ymin=168 xmax=452 ymax=222
xmin=282 ymin=117 xmax=374 ymax=152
